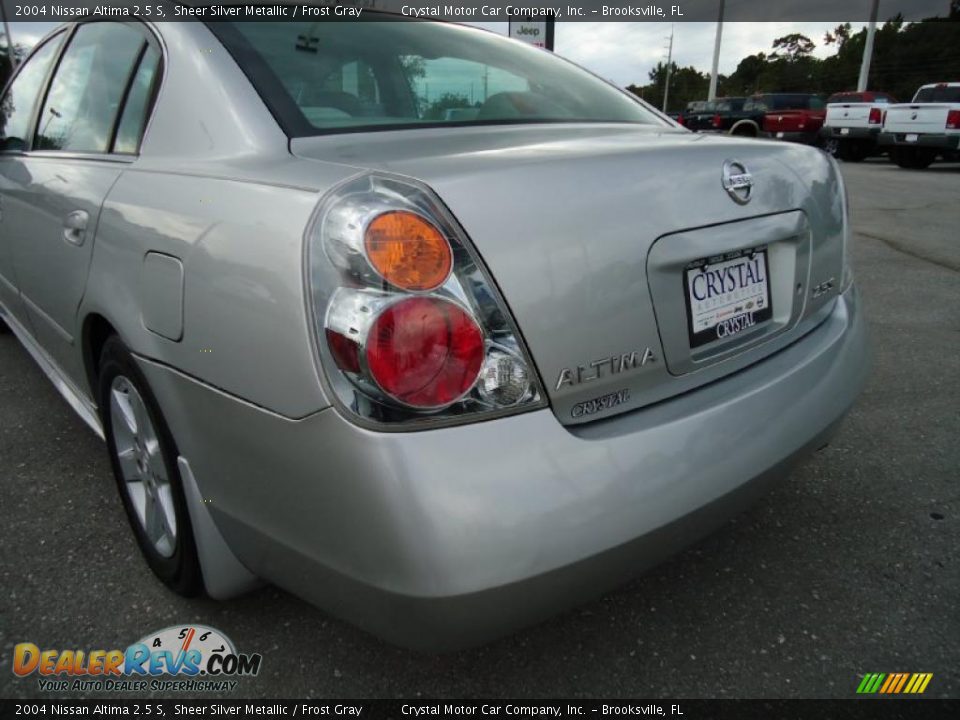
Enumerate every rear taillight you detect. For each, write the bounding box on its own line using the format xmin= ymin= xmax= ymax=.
xmin=307 ymin=173 xmax=545 ymax=427
xmin=947 ymin=110 xmax=960 ymax=130
xmin=365 ymin=296 xmax=484 ymax=409
xmin=868 ymin=107 xmax=883 ymax=125
xmin=712 ymin=113 xmax=722 ymax=128
xmin=676 ymin=114 xmax=685 ymax=126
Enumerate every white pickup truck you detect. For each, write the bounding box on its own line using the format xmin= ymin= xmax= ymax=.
xmin=879 ymin=82 xmax=960 ymax=169
xmin=820 ymin=91 xmax=897 ymax=162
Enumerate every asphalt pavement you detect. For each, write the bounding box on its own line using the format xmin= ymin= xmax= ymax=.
xmin=1 ymin=157 xmax=958 ymax=700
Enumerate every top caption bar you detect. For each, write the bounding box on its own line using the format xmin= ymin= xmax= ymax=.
xmin=9 ymin=0 xmax=957 ymax=23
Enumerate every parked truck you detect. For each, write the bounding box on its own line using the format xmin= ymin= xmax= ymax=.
xmin=704 ymin=94 xmax=826 ymax=145
xmin=879 ymin=82 xmax=960 ymax=169
xmin=682 ymin=97 xmax=747 ymax=133
xmin=820 ymin=91 xmax=897 ymax=161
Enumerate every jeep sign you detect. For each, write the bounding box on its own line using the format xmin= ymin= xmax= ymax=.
xmin=509 ymin=18 xmax=555 ymax=50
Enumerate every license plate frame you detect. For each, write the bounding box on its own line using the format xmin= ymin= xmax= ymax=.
xmin=683 ymin=247 xmax=774 ymax=349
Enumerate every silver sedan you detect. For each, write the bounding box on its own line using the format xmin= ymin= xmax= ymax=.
xmin=0 ymin=14 xmax=868 ymax=649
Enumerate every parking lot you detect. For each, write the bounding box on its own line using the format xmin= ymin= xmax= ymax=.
xmin=1 ymin=158 xmax=957 ymax=700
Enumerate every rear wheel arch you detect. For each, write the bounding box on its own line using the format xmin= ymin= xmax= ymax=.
xmin=729 ymin=120 xmax=759 ymax=137
xmin=81 ymin=313 xmax=120 ymax=399
xmin=97 ymin=334 xmax=203 ymax=596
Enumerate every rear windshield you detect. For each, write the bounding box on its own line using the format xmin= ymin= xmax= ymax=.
xmin=717 ymin=97 xmax=745 ymax=111
xmin=828 ymin=92 xmax=894 ymax=104
xmin=744 ymin=95 xmax=823 ymax=111
xmin=213 ymin=19 xmax=663 ymax=136
xmin=913 ymin=86 xmax=960 ymax=102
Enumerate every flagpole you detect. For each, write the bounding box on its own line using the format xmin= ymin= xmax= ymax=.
xmin=857 ymin=0 xmax=880 ymax=92
xmin=662 ymin=25 xmax=674 ymax=112
xmin=708 ymin=0 xmax=725 ymax=101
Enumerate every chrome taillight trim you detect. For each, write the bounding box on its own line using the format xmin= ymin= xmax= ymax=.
xmin=303 ymin=171 xmax=547 ymax=431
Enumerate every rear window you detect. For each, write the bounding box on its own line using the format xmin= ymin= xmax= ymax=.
xmin=913 ymin=86 xmax=960 ymax=103
xmin=745 ymin=95 xmax=821 ymax=111
xmin=212 ymin=19 xmax=662 ymax=135
xmin=828 ymin=93 xmax=895 ymax=104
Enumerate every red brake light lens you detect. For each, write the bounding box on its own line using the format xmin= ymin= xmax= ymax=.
xmin=947 ymin=110 xmax=960 ymax=130
xmin=365 ymin=297 xmax=484 ymax=408
xmin=712 ymin=113 xmax=722 ymax=128
xmin=869 ymin=108 xmax=883 ymax=124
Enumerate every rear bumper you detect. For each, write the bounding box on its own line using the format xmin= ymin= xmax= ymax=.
xmin=763 ymin=130 xmax=821 ymax=145
xmin=140 ymin=286 xmax=869 ymax=650
xmin=878 ymin=132 xmax=960 ymax=150
xmin=820 ymin=126 xmax=880 ymax=141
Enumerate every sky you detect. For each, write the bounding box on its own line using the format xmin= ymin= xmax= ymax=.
xmin=4 ymin=19 xmax=865 ymax=87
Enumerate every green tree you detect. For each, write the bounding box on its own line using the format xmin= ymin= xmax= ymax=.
xmin=770 ymin=33 xmax=816 ymax=61
xmin=0 ymin=42 xmax=25 ymax=93
xmin=423 ymin=92 xmax=473 ymax=121
xmin=640 ymin=62 xmax=710 ymax=112
xmin=721 ymin=53 xmax=767 ymax=95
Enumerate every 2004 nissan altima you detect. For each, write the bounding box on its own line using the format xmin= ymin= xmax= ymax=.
xmin=0 ymin=12 xmax=868 ymax=649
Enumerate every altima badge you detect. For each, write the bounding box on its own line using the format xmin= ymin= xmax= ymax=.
xmin=722 ymin=160 xmax=753 ymax=205
xmin=556 ymin=348 xmax=656 ymax=391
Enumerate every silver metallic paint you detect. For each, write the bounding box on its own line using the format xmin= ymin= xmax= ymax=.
xmin=137 ymin=288 xmax=867 ymax=648
xmin=0 ymin=17 xmax=870 ymax=646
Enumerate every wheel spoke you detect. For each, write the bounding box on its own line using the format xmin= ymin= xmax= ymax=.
xmin=145 ymin=439 xmax=165 ymax=479
xmin=126 ymin=478 xmax=148 ymax=528
xmin=115 ymin=446 xmax=140 ymax=481
xmin=131 ymin=395 xmax=153 ymax=445
xmin=143 ymin=488 xmax=163 ymax=545
xmin=110 ymin=387 xmax=138 ymax=438
xmin=156 ymin=484 xmax=178 ymax=544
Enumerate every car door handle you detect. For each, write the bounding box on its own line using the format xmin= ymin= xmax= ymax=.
xmin=63 ymin=210 xmax=89 ymax=247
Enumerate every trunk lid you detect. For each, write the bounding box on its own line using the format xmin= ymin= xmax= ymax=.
xmin=293 ymin=124 xmax=845 ymax=425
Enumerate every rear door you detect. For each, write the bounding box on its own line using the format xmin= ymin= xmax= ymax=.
xmin=0 ymin=21 xmax=161 ymax=383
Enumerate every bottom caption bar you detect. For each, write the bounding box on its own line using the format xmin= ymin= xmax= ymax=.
xmin=1 ymin=700 xmax=957 ymax=719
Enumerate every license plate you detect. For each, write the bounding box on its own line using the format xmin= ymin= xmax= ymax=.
xmin=906 ymin=133 xmax=919 ymax=142
xmin=684 ymin=248 xmax=773 ymax=348
xmin=776 ymin=131 xmax=785 ymax=138
xmin=840 ymin=127 xmax=850 ymax=135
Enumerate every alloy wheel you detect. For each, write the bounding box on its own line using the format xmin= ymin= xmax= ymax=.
xmin=109 ymin=375 xmax=178 ymax=558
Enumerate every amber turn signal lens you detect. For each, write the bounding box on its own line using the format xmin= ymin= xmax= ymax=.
xmin=364 ymin=211 xmax=453 ymax=291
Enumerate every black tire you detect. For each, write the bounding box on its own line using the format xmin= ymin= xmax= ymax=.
xmin=893 ymin=147 xmax=936 ymax=169
xmin=822 ymin=137 xmax=842 ymax=158
xmin=98 ymin=335 xmax=202 ymax=596
xmin=845 ymin=141 xmax=870 ymax=162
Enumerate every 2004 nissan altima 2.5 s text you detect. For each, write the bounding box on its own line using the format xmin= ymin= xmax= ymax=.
xmin=0 ymin=11 xmax=868 ymax=649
